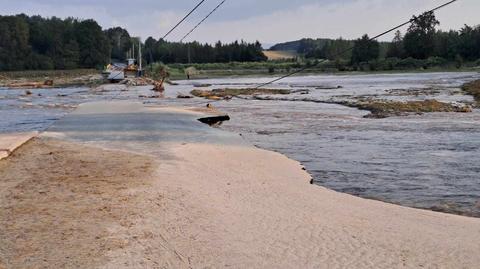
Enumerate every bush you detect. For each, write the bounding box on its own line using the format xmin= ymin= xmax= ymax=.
xmin=368 ymin=61 xmax=379 ymax=71
xmin=146 ymin=62 xmax=171 ymax=80
xmin=397 ymin=57 xmax=423 ymax=69
xmin=380 ymin=57 xmax=400 ymax=70
xmin=334 ymin=59 xmax=348 ymax=71
xmin=426 ymin=57 xmax=448 ymax=67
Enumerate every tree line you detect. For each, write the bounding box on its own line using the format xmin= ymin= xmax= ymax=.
xmin=144 ymin=38 xmax=266 ymax=64
xmin=1 ymin=12 xmax=478 ymax=72
xmin=299 ymin=12 xmax=480 ymax=67
xmin=386 ymin=12 xmax=480 ymax=62
xmin=0 ymin=15 xmax=110 ymax=71
xmin=0 ymin=14 xmax=266 ymax=71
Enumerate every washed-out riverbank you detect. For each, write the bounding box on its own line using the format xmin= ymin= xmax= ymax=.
xmin=1 ymin=72 xmax=479 ymax=217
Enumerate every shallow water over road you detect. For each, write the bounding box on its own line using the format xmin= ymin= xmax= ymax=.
xmin=1 ymin=71 xmax=480 ymax=216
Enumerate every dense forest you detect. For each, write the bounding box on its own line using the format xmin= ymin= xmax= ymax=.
xmin=1 ymin=12 xmax=479 ymax=72
xmin=144 ymin=38 xmax=266 ymax=64
xmin=0 ymin=14 xmax=266 ymax=71
xmin=271 ymin=12 xmax=480 ymax=69
xmin=0 ymin=15 xmax=110 ymax=70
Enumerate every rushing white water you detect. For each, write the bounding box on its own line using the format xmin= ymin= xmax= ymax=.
xmin=1 ymin=71 xmax=480 ymax=216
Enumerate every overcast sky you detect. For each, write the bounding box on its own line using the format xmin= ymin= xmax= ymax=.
xmin=1 ymin=0 xmax=479 ymax=46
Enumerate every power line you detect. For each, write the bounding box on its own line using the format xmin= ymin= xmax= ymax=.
xmin=255 ymin=0 xmax=459 ymax=89
xmin=180 ymin=0 xmax=227 ymax=43
xmin=162 ymin=0 xmax=208 ymax=40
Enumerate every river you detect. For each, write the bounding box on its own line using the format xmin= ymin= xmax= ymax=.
xmin=1 ymin=71 xmax=479 ymax=217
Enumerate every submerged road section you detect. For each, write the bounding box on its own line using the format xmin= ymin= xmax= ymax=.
xmin=42 ymin=101 xmax=246 ymax=155
xmin=1 ymin=101 xmax=480 ymax=269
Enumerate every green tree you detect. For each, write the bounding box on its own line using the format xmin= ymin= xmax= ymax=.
xmin=0 ymin=16 xmax=30 ymax=70
xmin=351 ymin=34 xmax=379 ymax=64
xmin=403 ymin=11 xmax=439 ymax=59
xmin=386 ymin=31 xmax=405 ymax=58
xmin=105 ymin=27 xmax=132 ymax=61
xmin=75 ymin=19 xmax=111 ymax=68
xmin=63 ymin=39 xmax=80 ymax=69
xmin=322 ymin=39 xmax=353 ymax=61
xmin=457 ymin=25 xmax=480 ymax=61
xmin=433 ymin=30 xmax=459 ymax=60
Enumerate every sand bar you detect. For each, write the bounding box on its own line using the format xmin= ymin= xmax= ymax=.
xmin=1 ymin=101 xmax=479 ymax=269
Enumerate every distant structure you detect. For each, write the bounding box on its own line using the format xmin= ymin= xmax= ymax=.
xmin=102 ymin=38 xmax=144 ymax=82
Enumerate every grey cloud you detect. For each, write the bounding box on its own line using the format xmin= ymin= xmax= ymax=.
xmin=0 ymin=0 xmax=477 ymax=44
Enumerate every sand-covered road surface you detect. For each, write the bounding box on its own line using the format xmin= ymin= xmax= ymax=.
xmin=1 ymin=101 xmax=479 ymax=269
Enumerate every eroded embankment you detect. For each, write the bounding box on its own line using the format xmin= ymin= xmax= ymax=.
xmin=462 ymin=79 xmax=480 ymax=106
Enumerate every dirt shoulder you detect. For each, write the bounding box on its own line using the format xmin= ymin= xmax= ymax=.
xmin=0 ymin=138 xmax=166 ymax=268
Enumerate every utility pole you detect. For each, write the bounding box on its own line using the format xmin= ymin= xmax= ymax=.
xmin=132 ymin=42 xmax=135 ymax=60
xmin=138 ymin=39 xmax=142 ymax=75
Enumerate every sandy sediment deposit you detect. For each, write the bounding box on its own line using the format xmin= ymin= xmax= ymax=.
xmin=1 ymin=102 xmax=479 ymax=269
xmin=0 ymin=132 xmax=38 ymax=160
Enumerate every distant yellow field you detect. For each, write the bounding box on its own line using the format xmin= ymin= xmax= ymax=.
xmin=263 ymin=50 xmax=297 ymax=60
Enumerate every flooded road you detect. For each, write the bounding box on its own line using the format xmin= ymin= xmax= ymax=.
xmin=1 ymin=72 xmax=480 ymax=216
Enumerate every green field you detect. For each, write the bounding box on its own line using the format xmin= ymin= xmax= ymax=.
xmin=262 ymin=50 xmax=298 ymax=60
xmin=162 ymin=59 xmax=480 ymax=80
